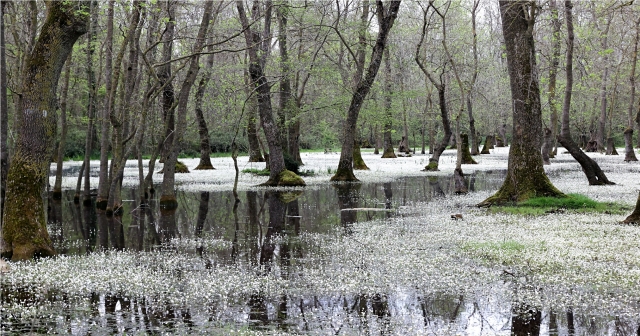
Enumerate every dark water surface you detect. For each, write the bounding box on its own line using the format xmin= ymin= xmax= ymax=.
xmin=2 ymin=171 xmax=639 ymax=335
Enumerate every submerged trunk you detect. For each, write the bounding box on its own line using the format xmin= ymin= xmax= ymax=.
xmin=480 ymin=135 xmax=493 ymax=154
xmin=605 ymin=138 xmax=618 ymax=155
xmin=82 ymin=1 xmax=98 ymax=206
xmin=556 ymin=0 xmax=614 ymax=186
xmin=478 ymin=1 xmax=564 ymax=206
xmin=2 ymin=1 xmax=88 ymax=260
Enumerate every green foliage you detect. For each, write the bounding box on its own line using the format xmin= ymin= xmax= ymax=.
xmin=242 ymin=168 xmax=270 ymax=176
xmin=488 ymin=193 xmax=630 ymax=215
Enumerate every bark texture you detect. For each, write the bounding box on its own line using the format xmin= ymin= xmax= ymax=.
xmin=194 ymin=46 xmax=215 ymax=170
xmin=2 ymin=1 xmax=88 ymax=260
xmin=480 ymin=135 xmax=493 ymax=154
xmin=460 ymin=133 xmax=477 ymax=164
xmin=381 ymin=48 xmax=396 ymax=159
xmin=478 ymin=1 xmax=563 ymax=207
xmin=605 ymin=138 xmax=618 ymax=155
xmin=541 ymin=127 xmax=552 ymax=165
xmin=0 ymin=1 xmax=7 ymax=221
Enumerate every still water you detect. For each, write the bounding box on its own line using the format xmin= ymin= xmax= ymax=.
xmin=2 ymin=171 xmax=638 ymax=335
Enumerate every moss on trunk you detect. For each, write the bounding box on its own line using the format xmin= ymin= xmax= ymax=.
xmin=2 ymin=157 xmax=55 ymax=260
xmin=353 ymin=144 xmax=370 ymax=170
xmin=461 ymin=133 xmax=477 ymax=164
xmin=480 ymin=135 xmax=493 ymax=154
xmin=330 ymin=166 xmax=360 ymax=182
xmin=261 ymin=169 xmax=306 ymax=187
xmin=423 ymin=159 xmax=439 ymax=171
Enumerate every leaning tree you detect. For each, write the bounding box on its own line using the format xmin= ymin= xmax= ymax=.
xmin=478 ymin=1 xmax=564 ymax=206
xmin=1 ymin=1 xmax=88 ymax=261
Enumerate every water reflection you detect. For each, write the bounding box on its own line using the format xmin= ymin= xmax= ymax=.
xmin=13 ymin=172 xmax=640 ymax=333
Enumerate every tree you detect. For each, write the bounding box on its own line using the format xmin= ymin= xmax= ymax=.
xmin=624 ymin=17 xmax=639 ymax=162
xmin=1 ymin=1 xmax=8 ymax=221
xmin=1 ymin=1 xmax=88 ymax=260
xmin=237 ymin=0 xmax=304 ymax=186
xmin=381 ymin=48 xmax=396 ymax=158
xmin=330 ymin=0 xmax=401 ymax=181
xmin=543 ymin=0 xmax=562 ymax=162
xmin=556 ymin=0 xmax=615 ymax=186
xmin=478 ymin=1 xmax=564 ymax=206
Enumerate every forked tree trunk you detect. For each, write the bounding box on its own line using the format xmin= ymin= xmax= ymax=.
xmin=331 ymin=1 xmax=401 ymax=181
xmin=556 ymin=0 xmax=614 ymax=186
xmin=624 ymin=128 xmax=638 ymax=162
xmin=478 ymin=1 xmax=564 ymax=207
xmin=2 ymin=1 xmax=88 ymax=261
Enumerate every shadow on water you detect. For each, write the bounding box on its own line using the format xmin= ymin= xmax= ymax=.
xmin=4 ymin=171 xmax=639 ymax=334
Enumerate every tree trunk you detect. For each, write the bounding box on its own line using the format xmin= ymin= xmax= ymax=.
xmin=52 ymin=53 xmax=73 ymax=199
xmin=96 ymin=0 xmax=114 ymax=210
xmin=478 ymin=1 xmax=564 ymax=207
xmin=381 ymin=48 xmax=396 ymax=158
xmin=541 ymin=127 xmax=552 ymax=165
xmin=423 ymin=87 xmax=452 ymax=171
xmin=237 ymin=0 xmax=304 ymax=187
xmin=623 ymin=191 xmax=640 ymax=223
xmin=624 ymin=128 xmax=638 ymax=162
xmin=546 ymin=0 xmax=562 ymax=160
xmin=467 ymin=96 xmax=479 ymax=155
xmin=511 ymin=303 xmax=542 ymax=336
xmin=605 ymin=137 xmax=618 ymax=155
xmin=331 ymin=1 xmax=401 ymax=182
xmin=629 ymin=19 xmax=640 ymax=154
xmin=245 ymin=66 xmax=264 ymax=163
xmin=82 ymin=1 xmax=98 ymax=206
xmin=277 ymin=2 xmax=291 ymax=152
xmin=194 ymin=46 xmax=215 ymax=170
xmin=159 ymin=0 xmax=175 ymax=164
xmin=556 ymin=0 xmax=614 ymax=186
xmin=161 ymin=1 xmax=214 ymax=209
xmin=2 ymin=1 xmax=88 ymax=260
xmin=353 ymin=136 xmax=369 ymax=170
xmin=1 ymin=1 xmax=8 ymax=223
xmin=461 ymin=133 xmax=477 ymax=164
xmin=480 ymin=135 xmax=493 ymax=154
xmin=596 ymin=15 xmax=612 ymax=152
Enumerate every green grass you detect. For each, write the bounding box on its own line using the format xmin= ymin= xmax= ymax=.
xmin=488 ymin=193 xmax=630 ymax=216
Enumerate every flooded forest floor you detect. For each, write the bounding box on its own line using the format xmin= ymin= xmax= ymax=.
xmin=2 ymin=147 xmax=640 ymax=335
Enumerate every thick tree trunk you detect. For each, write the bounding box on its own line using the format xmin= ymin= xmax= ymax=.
xmin=245 ymin=67 xmax=264 ymax=163
xmin=478 ymin=1 xmax=564 ymax=206
xmin=331 ymin=1 xmax=401 ymax=181
xmin=96 ymin=0 xmax=114 ymax=210
xmin=623 ymin=191 xmax=640 ymax=223
xmin=161 ymin=1 xmax=214 ymax=208
xmin=381 ymin=48 xmax=396 ymax=159
xmin=624 ymin=128 xmax=638 ymax=162
xmin=353 ymin=137 xmax=369 ymax=170
xmin=52 ymin=54 xmax=73 ymax=199
xmin=2 ymin=1 xmax=88 ymax=260
xmin=556 ymin=1 xmax=614 ymax=186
